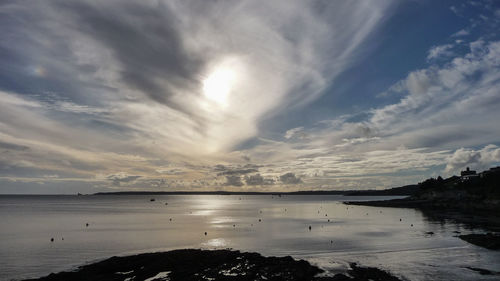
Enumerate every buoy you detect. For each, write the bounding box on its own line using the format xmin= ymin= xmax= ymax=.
xmin=204 ymin=232 xmax=207 ymax=236
xmin=50 ymin=238 xmax=54 ymax=242
xmin=308 ymin=226 xmax=311 ymax=231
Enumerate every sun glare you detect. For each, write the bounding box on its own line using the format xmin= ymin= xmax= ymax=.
xmin=203 ymin=67 xmax=235 ymax=106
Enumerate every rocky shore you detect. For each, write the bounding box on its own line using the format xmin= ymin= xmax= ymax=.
xmin=345 ymin=198 xmax=500 ymax=250
xmin=459 ymin=233 xmax=500 ymax=250
xmin=344 ymin=167 xmax=500 ymax=250
xmin=23 ymin=249 xmax=403 ymax=281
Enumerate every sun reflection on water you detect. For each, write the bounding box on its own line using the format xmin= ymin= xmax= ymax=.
xmin=202 ymin=238 xmax=230 ymax=248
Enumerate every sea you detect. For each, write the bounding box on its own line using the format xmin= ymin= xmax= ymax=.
xmin=0 ymin=195 xmax=499 ymax=281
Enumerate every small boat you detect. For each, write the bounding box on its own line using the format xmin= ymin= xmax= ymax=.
xmin=150 ymin=198 xmax=155 ymax=202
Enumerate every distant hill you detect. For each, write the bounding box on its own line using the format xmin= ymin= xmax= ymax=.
xmin=343 ymin=184 xmax=419 ymax=196
xmin=413 ymin=166 xmax=500 ymax=201
xmin=345 ymin=166 xmax=500 ymax=214
xmin=93 ymin=186 xmax=417 ymax=196
xmin=94 ymin=190 xmax=347 ymax=196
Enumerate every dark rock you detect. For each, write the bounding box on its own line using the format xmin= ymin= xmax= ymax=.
xmin=464 ymin=266 xmax=500 ymax=275
xmin=22 ymin=249 xmax=404 ymax=281
xmin=345 ymin=263 xmax=402 ymax=281
xmin=459 ymin=233 xmax=500 ymax=250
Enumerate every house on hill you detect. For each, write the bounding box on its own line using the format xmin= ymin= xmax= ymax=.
xmin=460 ymin=167 xmax=478 ymax=181
xmin=479 ymin=166 xmax=500 ymax=178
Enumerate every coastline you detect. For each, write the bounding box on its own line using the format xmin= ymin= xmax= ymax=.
xmin=344 ymin=198 xmax=500 ymax=250
xmin=344 ymin=167 xmax=500 ymax=250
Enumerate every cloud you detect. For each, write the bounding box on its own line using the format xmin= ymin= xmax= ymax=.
xmin=0 ymin=141 xmax=29 ymax=151
xmin=224 ymin=175 xmax=243 ymax=187
xmin=284 ymin=127 xmax=307 ymax=139
xmin=214 ymin=164 xmax=260 ymax=176
xmin=106 ymin=172 xmax=142 ymax=186
xmin=445 ymin=145 xmax=500 ymax=173
xmin=235 ymin=37 xmax=500 ymax=189
xmin=449 ymin=6 xmax=462 ymax=17
xmin=0 ymin=0 xmax=396 ymax=157
xmin=2 ymin=1 xmax=498 ymax=193
xmin=59 ymin=1 xmax=202 ymax=107
xmin=427 ymin=44 xmax=454 ymax=61
xmin=452 ymin=29 xmax=470 ymax=37
xmin=279 ymin=172 xmax=302 ymax=185
xmin=244 ymin=174 xmax=275 ymax=186
xmin=217 ymin=168 xmax=258 ymax=176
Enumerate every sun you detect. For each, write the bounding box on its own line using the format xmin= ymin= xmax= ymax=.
xmin=203 ymin=67 xmax=235 ymax=107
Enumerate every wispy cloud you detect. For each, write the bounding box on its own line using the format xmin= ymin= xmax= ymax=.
xmin=235 ymin=38 xmax=500 ymax=189
xmin=1 ymin=0 xmax=499 ymax=193
xmin=427 ymin=44 xmax=454 ymax=61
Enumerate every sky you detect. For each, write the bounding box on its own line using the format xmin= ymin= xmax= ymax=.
xmin=1 ymin=0 xmax=500 ymax=194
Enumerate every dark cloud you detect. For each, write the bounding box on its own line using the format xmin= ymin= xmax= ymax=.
xmin=224 ymin=175 xmax=243 ymax=186
xmin=214 ymin=164 xmax=260 ymax=176
xmin=0 ymin=1 xmax=125 ymax=116
xmin=143 ymin=178 xmax=169 ymax=188
xmin=213 ymin=165 xmax=227 ymax=172
xmin=356 ymin=124 xmax=376 ymax=138
xmin=60 ymin=1 xmax=204 ymax=106
xmin=280 ymin=172 xmax=302 ymax=184
xmin=0 ymin=141 xmax=29 ymax=151
xmin=244 ymin=174 xmax=275 ymax=186
xmin=218 ymin=168 xmax=258 ymax=176
xmin=107 ymin=173 xmax=141 ymax=186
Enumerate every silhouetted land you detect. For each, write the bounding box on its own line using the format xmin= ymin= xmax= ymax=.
xmin=23 ymin=249 xmax=403 ymax=281
xmin=346 ymin=166 xmax=500 ymax=249
xmin=93 ymin=184 xmax=418 ymax=196
xmin=459 ymin=233 xmax=500 ymax=250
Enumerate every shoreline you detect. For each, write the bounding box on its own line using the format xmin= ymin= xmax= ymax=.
xmin=344 ymin=198 xmax=500 ymax=250
xmin=23 ymin=249 xmax=404 ymax=281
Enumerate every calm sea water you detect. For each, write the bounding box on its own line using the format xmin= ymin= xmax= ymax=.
xmin=0 ymin=195 xmax=499 ymax=281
